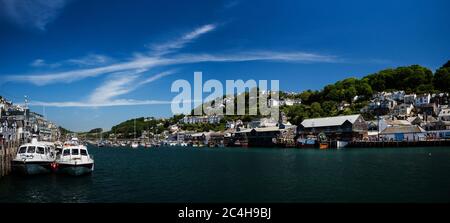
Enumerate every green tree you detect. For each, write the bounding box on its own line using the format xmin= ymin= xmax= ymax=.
xmin=310 ymin=102 xmax=323 ymax=118
xmin=322 ymin=101 xmax=338 ymax=116
xmin=433 ymin=60 xmax=450 ymax=93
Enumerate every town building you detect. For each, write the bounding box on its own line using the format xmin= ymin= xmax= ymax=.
xmin=404 ymin=94 xmax=417 ymax=104
xmin=284 ymin=99 xmax=302 ymax=106
xmin=415 ymin=93 xmax=431 ymax=106
xmin=438 ymin=106 xmax=450 ymax=121
xmin=379 ymin=125 xmax=427 ymax=142
xmin=180 ymin=115 xmax=223 ymax=124
xmin=298 ymin=114 xmax=368 ymax=141
xmin=393 ymin=103 xmax=414 ymax=118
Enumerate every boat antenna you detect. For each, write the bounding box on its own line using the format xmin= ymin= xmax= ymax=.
xmin=24 ymin=95 xmax=28 ymax=110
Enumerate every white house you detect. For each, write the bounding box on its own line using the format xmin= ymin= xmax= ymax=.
xmin=284 ymin=99 xmax=301 ymax=106
xmin=380 ymin=125 xmax=426 ymax=142
xmin=415 ymin=93 xmax=431 ymax=106
xmin=438 ymin=107 xmax=450 ymax=121
xmin=404 ymin=94 xmax=417 ymax=104
xmin=392 ymin=91 xmax=405 ymax=101
xmin=268 ymin=98 xmax=281 ymax=107
xmin=393 ymin=103 xmax=414 ymax=118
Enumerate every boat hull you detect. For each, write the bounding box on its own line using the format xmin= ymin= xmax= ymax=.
xmin=11 ymin=161 xmax=53 ymax=175
xmin=56 ymin=163 xmax=94 ymax=176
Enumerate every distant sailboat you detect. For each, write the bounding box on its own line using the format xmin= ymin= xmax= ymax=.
xmin=97 ymin=129 xmax=105 ymax=147
xmin=131 ymin=119 xmax=139 ymax=149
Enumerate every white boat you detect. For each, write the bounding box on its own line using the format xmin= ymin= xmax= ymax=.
xmin=11 ymin=136 xmax=56 ymax=175
xmin=56 ymin=137 xmax=94 ymax=176
xmin=131 ymin=142 xmax=139 ymax=149
xmin=130 ymin=119 xmax=139 ymax=149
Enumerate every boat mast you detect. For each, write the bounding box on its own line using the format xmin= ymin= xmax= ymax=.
xmin=134 ymin=118 xmax=136 ymax=141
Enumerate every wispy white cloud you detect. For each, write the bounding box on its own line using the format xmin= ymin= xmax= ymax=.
xmin=7 ymin=57 xmax=165 ymax=85
xmin=88 ymin=69 xmax=146 ymax=104
xmin=169 ymin=51 xmax=339 ymax=64
xmin=6 ymin=51 xmax=337 ymax=86
xmin=5 ymin=23 xmax=342 ymax=108
xmin=150 ymin=24 xmax=217 ymax=55
xmin=30 ymin=99 xmax=174 ymax=107
xmin=29 ymin=54 xmax=113 ymax=69
xmin=66 ymin=54 xmax=114 ymax=67
xmin=30 ymin=59 xmax=61 ymax=68
xmin=0 ymin=0 xmax=70 ymax=30
xmin=30 ymin=69 xmax=176 ymax=107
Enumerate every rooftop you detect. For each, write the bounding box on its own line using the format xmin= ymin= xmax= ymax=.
xmin=301 ymin=114 xmax=361 ymax=128
xmin=380 ymin=125 xmax=426 ymax=134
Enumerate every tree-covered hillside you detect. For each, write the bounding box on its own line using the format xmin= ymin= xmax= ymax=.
xmin=93 ymin=60 xmax=450 ymax=138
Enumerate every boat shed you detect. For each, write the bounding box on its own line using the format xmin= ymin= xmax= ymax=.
xmin=298 ymin=114 xmax=368 ymax=141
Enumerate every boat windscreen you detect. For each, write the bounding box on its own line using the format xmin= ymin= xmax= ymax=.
xmin=19 ymin=146 xmax=27 ymax=153
xmin=27 ymin=146 xmax=36 ymax=153
xmin=80 ymin=149 xmax=87 ymax=156
xmin=63 ymin=149 xmax=70 ymax=156
xmin=37 ymin=147 xmax=45 ymax=154
xmin=72 ymin=149 xmax=79 ymax=155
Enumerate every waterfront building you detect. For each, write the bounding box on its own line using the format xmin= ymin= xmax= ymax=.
xmin=379 ymin=125 xmax=426 ymax=142
xmin=298 ymin=114 xmax=368 ymax=141
xmin=208 ymin=132 xmax=224 ymax=147
xmin=188 ymin=131 xmax=224 ymax=147
xmin=231 ymin=126 xmax=296 ymax=147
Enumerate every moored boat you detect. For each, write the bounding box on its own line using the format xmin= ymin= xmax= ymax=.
xmin=131 ymin=142 xmax=139 ymax=149
xmin=56 ymin=137 xmax=94 ymax=176
xmin=11 ymin=136 xmax=56 ymax=175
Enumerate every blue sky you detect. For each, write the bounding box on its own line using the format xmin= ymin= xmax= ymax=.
xmin=0 ymin=0 xmax=449 ymax=131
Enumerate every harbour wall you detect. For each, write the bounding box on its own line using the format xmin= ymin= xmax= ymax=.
xmin=0 ymin=142 xmax=18 ymax=178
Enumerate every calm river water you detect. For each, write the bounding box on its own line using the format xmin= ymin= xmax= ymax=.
xmin=1 ymin=146 xmax=450 ymax=203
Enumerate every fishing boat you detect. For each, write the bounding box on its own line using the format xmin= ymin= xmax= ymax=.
xmin=11 ymin=135 xmax=56 ymax=175
xmin=55 ymin=137 xmax=94 ymax=176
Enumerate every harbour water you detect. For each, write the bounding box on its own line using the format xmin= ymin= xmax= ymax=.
xmin=1 ymin=146 xmax=450 ymax=203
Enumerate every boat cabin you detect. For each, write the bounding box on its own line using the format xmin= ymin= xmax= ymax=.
xmin=60 ymin=147 xmax=90 ymax=159
xmin=16 ymin=142 xmax=56 ymax=159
